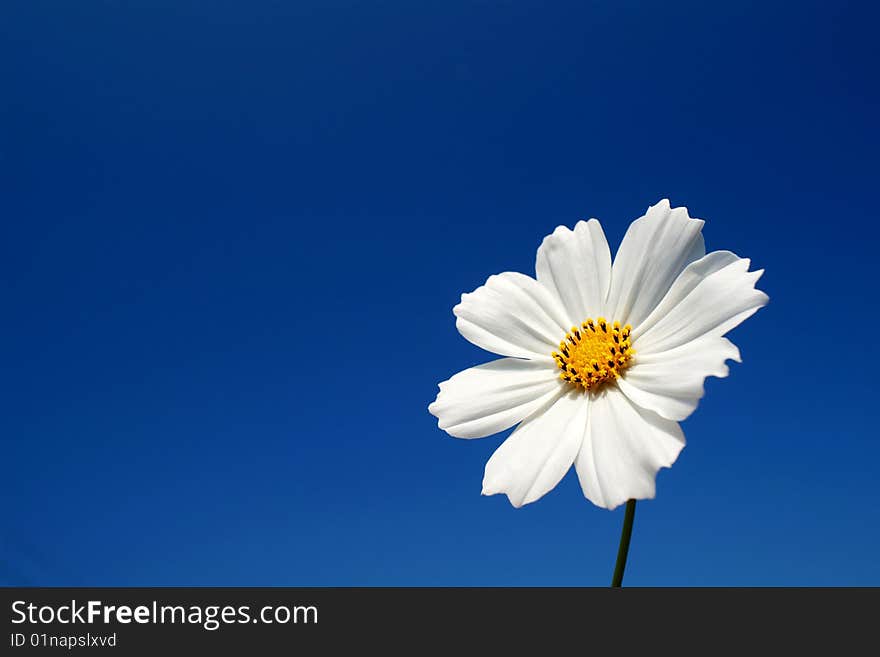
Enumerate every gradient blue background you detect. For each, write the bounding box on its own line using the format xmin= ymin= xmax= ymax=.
xmin=3 ymin=1 xmax=878 ymax=585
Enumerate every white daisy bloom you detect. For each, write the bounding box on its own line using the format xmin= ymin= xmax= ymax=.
xmin=429 ymin=199 xmax=768 ymax=510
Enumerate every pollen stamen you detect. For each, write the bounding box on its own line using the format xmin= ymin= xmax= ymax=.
xmin=551 ymin=318 xmax=634 ymax=391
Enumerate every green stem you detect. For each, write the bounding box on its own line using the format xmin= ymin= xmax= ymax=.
xmin=611 ymin=499 xmax=637 ymax=587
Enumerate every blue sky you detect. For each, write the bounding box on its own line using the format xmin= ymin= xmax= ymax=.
xmin=2 ymin=1 xmax=878 ymax=585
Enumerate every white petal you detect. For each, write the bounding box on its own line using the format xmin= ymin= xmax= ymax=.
xmin=575 ymin=386 xmax=685 ymax=510
xmin=632 ymin=250 xmax=740 ymax=340
xmin=428 ymin=359 xmax=563 ymax=439
xmin=614 ymin=254 xmax=767 ymax=421
xmin=454 ymin=272 xmax=570 ymax=360
xmin=633 ymin=256 xmax=768 ymax=354
xmin=616 ymin=336 xmax=741 ymax=421
xmin=482 ymin=390 xmax=587 ymax=508
xmin=535 ymin=219 xmax=612 ymax=325
xmin=604 ymin=199 xmax=705 ymax=327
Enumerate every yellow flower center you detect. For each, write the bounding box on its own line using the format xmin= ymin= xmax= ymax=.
xmin=552 ymin=318 xmax=635 ymax=391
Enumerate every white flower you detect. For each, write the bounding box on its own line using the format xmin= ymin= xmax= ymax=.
xmin=428 ymin=199 xmax=768 ymax=510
